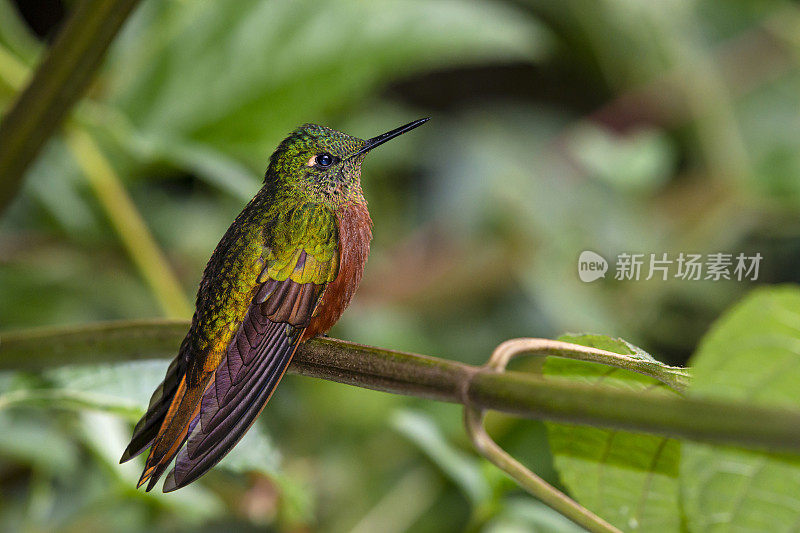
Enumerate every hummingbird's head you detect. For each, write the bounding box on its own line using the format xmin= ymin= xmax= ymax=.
xmin=266 ymin=118 xmax=429 ymax=207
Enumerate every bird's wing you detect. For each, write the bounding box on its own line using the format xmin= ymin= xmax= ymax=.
xmin=161 ymin=277 xmax=323 ymax=491
xmin=127 ymin=205 xmax=339 ymax=492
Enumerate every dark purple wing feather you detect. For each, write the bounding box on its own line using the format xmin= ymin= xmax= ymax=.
xmin=123 ymin=250 xmax=327 ymax=492
xmin=143 ymin=277 xmax=321 ymax=492
xmin=160 ymin=302 xmax=301 ymax=491
xmin=162 ymin=324 xmax=299 ymax=491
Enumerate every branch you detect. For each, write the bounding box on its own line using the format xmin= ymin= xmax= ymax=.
xmin=0 ymin=0 xmax=140 ymax=213
xmin=2 ymin=320 xmax=800 ymax=454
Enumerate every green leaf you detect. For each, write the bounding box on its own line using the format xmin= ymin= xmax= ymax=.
xmin=545 ymin=333 xmax=688 ymax=390
xmin=105 ymin=0 xmax=550 ymax=170
xmin=393 ymin=409 xmax=490 ymax=505
xmin=0 ymin=361 xmax=170 ymax=421
xmin=545 ymin=334 xmax=683 ymax=532
xmin=682 ymin=286 xmax=800 ymax=532
xmin=78 ymin=410 xmax=227 ymax=519
xmin=155 ymin=138 xmax=261 ymax=202
xmin=0 ymin=388 xmax=141 ymax=420
xmin=42 ymin=360 xmax=170 ymax=418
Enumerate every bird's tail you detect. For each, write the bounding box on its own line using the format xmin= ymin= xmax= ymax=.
xmin=122 ymin=309 xmax=303 ymax=492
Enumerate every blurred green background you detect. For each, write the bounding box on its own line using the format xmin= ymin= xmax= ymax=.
xmin=1 ymin=0 xmax=800 ymax=531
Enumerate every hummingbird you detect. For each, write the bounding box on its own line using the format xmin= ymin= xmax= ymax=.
xmin=120 ymin=118 xmax=429 ymax=492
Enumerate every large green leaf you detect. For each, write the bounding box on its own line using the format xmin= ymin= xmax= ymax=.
xmin=545 ymin=334 xmax=683 ymax=532
xmin=41 ymin=360 xmax=169 ymax=419
xmin=105 ymin=0 xmax=550 ymax=170
xmin=682 ymin=286 xmax=800 ymax=532
xmin=0 ymin=361 xmax=168 ymax=420
xmin=39 ymin=359 xmax=285 ymax=474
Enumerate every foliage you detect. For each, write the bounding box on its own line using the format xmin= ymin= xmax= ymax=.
xmin=682 ymin=287 xmax=800 ymax=532
xmin=544 ymin=336 xmax=683 ymax=532
xmin=3 ymin=0 xmax=800 ymax=531
xmin=538 ymin=287 xmax=800 ymax=531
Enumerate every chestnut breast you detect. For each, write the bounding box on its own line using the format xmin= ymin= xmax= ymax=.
xmin=302 ymin=202 xmax=372 ymax=339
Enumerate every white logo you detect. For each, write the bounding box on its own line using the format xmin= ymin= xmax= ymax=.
xmin=578 ymin=251 xmax=608 ymax=282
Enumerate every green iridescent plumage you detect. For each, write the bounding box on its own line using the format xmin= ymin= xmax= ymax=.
xmin=188 ymin=124 xmax=368 ymax=369
xmin=121 ymin=119 xmax=428 ymax=492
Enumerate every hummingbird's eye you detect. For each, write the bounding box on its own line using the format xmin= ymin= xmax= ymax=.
xmin=314 ymin=153 xmax=335 ymax=169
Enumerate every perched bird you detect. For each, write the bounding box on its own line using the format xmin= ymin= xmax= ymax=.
xmin=121 ymin=118 xmax=429 ymax=492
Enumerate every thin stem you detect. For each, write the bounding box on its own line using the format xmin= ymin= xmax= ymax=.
xmin=463 ymin=338 xmax=623 ymax=532
xmin=464 ymin=406 xmax=620 ymax=533
xmin=0 ymin=36 xmax=190 ymax=318
xmin=0 ymin=0 xmax=141 ymax=213
xmin=3 ymin=320 xmax=800 ymax=454
xmin=489 ymin=338 xmax=689 ymax=390
xmin=64 ymin=127 xmax=192 ymax=318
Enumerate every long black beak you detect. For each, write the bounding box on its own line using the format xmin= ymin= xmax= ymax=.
xmin=351 ymin=117 xmax=429 ymax=158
